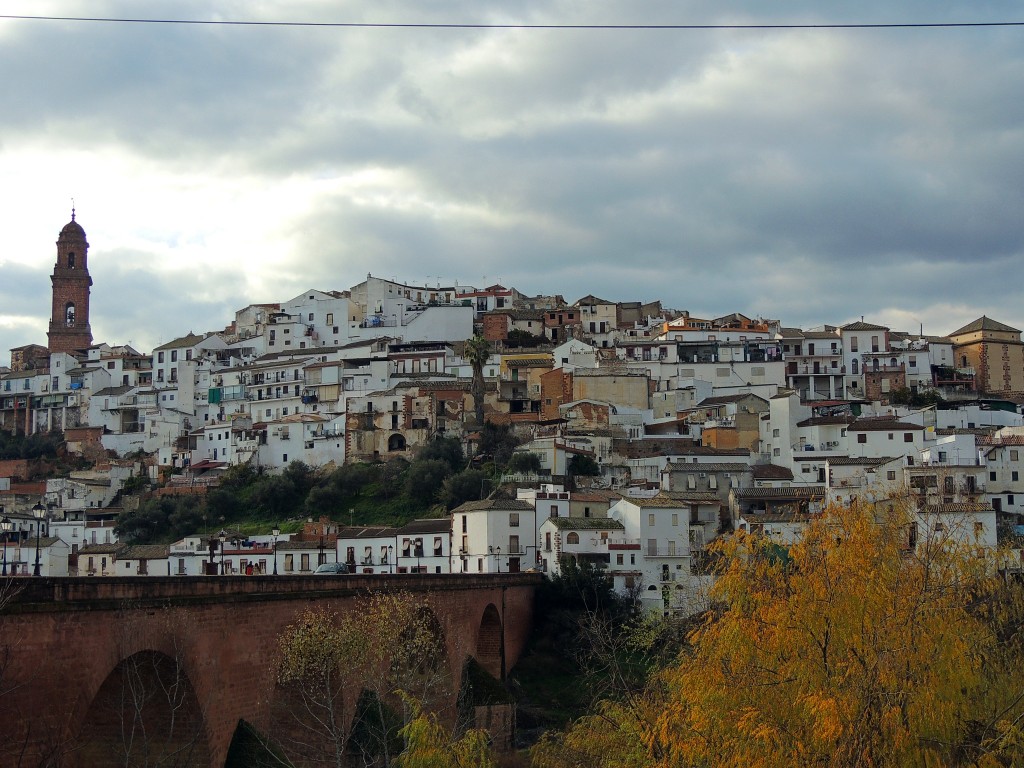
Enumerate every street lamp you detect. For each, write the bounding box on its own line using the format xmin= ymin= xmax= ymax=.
xmin=218 ymin=529 xmax=227 ymax=575
xmin=1 ymin=514 xmax=12 ymax=577
xmin=272 ymin=527 xmax=280 ymax=575
xmin=32 ymin=502 xmax=45 ymax=577
xmin=489 ymin=545 xmax=501 ymax=573
xmin=388 ymin=544 xmax=394 ymax=574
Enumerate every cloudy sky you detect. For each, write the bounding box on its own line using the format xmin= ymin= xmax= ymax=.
xmin=2 ymin=1 xmax=1023 ymax=357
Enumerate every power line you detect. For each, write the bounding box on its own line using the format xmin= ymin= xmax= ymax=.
xmin=0 ymin=15 xmax=1023 ymax=30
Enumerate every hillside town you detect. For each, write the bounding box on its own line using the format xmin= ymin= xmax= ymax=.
xmin=3 ymin=213 xmax=1024 ymax=614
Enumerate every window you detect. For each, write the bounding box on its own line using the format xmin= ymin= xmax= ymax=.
xmin=509 ymin=512 xmax=520 ymax=527
xmin=433 ymin=536 xmax=443 ymax=556
xmin=648 ymin=514 xmax=656 ymax=526
xmin=887 ymin=471 xmax=896 ymax=481
xmin=888 ymin=433 xmax=894 ymax=441
xmin=550 ymin=504 xmax=558 ymax=518
xmin=461 ymin=516 xmax=467 ymax=533
xmin=284 ymin=554 xmax=294 ymax=572
xmin=671 ymin=513 xmax=678 ymax=526
xmin=157 ymin=351 xmax=165 ymax=364
xmin=300 ymin=553 xmax=310 ymax=571
xmin=566 ymin=532 xmax=579 ymax=545
xmin=850 ymin=337 xmax=858 ymax=352
xmin=904 ymin=433 xmax=913 ymax=442
xmin=616 ymin=554 xmax=624 ymax=565
xmin=1013 ymin=471 xmax=1020 ymax=482
xmin=857 ymin=434 xmax=867 ymax=444
xmin=171 ymin=350 xmax=178 ymax=363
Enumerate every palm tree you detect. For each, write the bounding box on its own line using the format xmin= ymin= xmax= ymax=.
xmin=464 ymin=335 xmax=491 ymax=427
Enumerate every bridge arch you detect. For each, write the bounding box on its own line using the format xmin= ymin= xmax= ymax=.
xmin=76 ymin=649 xmax=210 ymax=767
xmin=476 ymin=603 xmax=504 ymax=679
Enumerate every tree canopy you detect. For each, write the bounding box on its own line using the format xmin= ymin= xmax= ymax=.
xmin=534 ymin=501 xmax=1024 ymax=768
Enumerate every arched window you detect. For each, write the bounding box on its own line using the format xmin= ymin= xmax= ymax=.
xmin=890 ymin=358 xmax=897 ymax=368
xmin=566 ymin=532 xmax=580 ymax=544
xmin=67 ymin=252 xmax=76 ymax=269
xmin=387 ymin=433 xmax=406 ymax=452
xmin=872 ymin=359 xmax=879 ymax=372
xmin=851 ymin=359 xmax=859 ymax=375
xmin=65 ymin=303 xmax=76 ymax=327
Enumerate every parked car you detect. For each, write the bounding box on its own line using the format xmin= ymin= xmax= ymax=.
xmin=314 ymin=562 xmax=350 ymax=575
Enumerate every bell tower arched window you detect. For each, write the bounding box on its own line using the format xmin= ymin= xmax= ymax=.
xmin=67 ymin=252 xmax=75 ymax=269
xmin=65 ymin=303 xmax=76 ymax=327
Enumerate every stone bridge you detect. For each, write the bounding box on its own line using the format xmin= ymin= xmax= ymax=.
xmin=0 ymin=573 xmax=540 ymax=767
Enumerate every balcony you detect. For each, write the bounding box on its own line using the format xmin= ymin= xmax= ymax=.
xmin=645 ymin=546 xmax=691 ymax=558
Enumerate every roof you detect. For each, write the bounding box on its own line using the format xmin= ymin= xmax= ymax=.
xmin=921 ymin=502 xmax=993 ymax=514
xmin=612 ymin=438 xmax=749 ymax=460
xmin=841 ymin=321 xmax=889 ymax=332
xmin=93 ymin=385 xmax=134 ymax=397
xmin=337 ymin=525 xmax=399 ymax=539
xmin=751 ymin=464 xmax=795 ymax=480
xmin=277 ymin=540 xmax=337 ymax=551
xmin=453 ymin=499 xmax=535 ymax=513
xmin=154 ymin=333 xmax=208 ymax=351
xmin=78 ymin=543 xmax=124 ymax=555
xmin=662 ymin=491 xmax=723 ymax=504
xmin=573 ymin=294 xmax=615 ymax=306
xmin=796 ymin=415 xmax=856 ymax=427
xmin=698 ymin=394 xmax=768 ymax=407
xmin=949 ymin=316 xmax=1021 ymax=337
xmin=666 ymin=462 xmax=750 ymax=473
xmin=120 ymin=544 xmax=170 ymax=560
xmin=397 ymin=518 xmax=451 ymax=534
xmin=546 ymin=517 xmax=625 ymax=531
xmin=503 ymin=357 xmax=553 ymax=368
xmin=849 ymin=418 xmax=924 ymax=432
xmin=827 ymin=456 xmax=899 ymax=466
xmin=734 ymin=486 xmax=825 ymax=500
xmin=617 ymin=493 xmax=699 ymax=509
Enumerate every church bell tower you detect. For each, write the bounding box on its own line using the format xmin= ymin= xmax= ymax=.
xmin=47 ymin=209 xmax=93 ymax=354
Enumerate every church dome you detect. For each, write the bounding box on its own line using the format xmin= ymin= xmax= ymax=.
xmin=59 ymin=211 xmax=86 ymax=240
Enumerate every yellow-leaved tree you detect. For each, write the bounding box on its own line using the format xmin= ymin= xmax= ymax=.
xmin=535 ymin=500 xmax=1024 ymax=768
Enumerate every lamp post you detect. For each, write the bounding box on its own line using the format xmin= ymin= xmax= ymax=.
xmin=32 ymin=502 xmax=45 ymax=577
xmin=318 ymin=534 xmax=326 ymax=567
xmin=1 ymin=514 xmax=12 ymax=577
xmin=272 ymin=527 xmax=280 ymax=575
xmin=388 ymin=544 xmax=394 ymax=574
xmin=218 ymin=529 xmax=227 ymax=575
xmin=489 ymin=544 xmax=501 ymax=573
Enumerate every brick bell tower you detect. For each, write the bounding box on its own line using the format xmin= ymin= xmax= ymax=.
xmin=47 ymin=208 xmax=94 ymax=354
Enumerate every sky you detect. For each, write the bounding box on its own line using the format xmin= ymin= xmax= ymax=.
xmin=2 ymin=1 xmax=1023 ymax=358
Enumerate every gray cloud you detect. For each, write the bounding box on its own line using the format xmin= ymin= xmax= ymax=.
xmin=2 ymin=1 xmax=1024 ymax=360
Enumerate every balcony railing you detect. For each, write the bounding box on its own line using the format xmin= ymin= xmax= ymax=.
xmin=646 ymin=547 xmax=691 ymax=558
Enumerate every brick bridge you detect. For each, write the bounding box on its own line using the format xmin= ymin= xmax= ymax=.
xmin=0 ymin=573 xmax=540 ymax=767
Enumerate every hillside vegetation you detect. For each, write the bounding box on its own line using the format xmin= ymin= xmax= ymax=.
xmin=115 ymin=427 xmax=522 ymax=543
